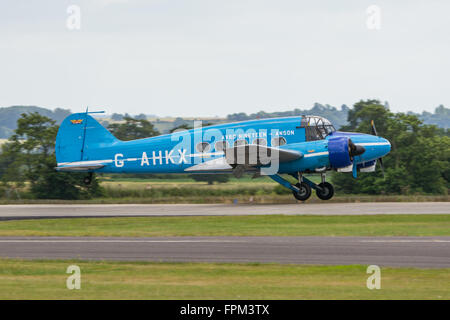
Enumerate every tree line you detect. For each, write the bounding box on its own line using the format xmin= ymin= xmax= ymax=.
xmin=0 ymin=103 xmax=448 ymax=138
xmin=331 ymin=100 xmax=449 ymax=195
xmin=0 ymin=100 xmax=448 ymax=199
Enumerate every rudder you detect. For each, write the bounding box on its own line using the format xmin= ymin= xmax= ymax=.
xmin=55 ymin=113 xmax=119 ymax=164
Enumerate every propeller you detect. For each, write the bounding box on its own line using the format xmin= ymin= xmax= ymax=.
xmin=348 ymin=139 xmax=365 ymax=178
xmin=370 ymin=120 xmax=385 ymax=178
xmin=348 ymin=139 xmax=365 ymax=157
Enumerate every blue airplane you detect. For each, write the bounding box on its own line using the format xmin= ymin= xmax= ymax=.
xmin=55 ymin=112 xmax=391 ymax=201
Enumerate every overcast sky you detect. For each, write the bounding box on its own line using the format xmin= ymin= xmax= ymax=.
xmin=0 ymin=0 xmax=448 ymax=116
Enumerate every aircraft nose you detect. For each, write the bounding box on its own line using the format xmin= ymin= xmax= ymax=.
xmin=379 ymin=137 xmax=391 ymax=157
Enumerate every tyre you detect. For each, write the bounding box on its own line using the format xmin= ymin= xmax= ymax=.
xmin=292 ymin=182 xmax=312 ymax=201
xmin=316 ymin=182 xmax=334 ymax=200
xmin=83 ymin=176 xmax=92 ymax=185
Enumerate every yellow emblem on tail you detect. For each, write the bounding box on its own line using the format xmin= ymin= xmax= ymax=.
xmin=70 ymin=119 xmax=83 ymax=124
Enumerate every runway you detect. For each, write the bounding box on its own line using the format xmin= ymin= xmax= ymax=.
xmin=0 ymin=202 xmax=449 ymax=220
xmin=1 ymin=236 xmax=449 ymax=268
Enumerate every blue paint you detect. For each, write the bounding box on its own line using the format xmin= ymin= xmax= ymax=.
xmin=55 ymin=113 xmax=391 ymax=196
xmin=328 ymin=136 xmax=352 ymax=168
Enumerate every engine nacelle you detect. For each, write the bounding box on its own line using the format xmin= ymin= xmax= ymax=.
xmin=328 ymin=137 xmax=352 ymax=168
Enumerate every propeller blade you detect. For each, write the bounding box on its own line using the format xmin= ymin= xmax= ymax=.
xmin=378 ymin=157 xmax=385 ymax=178
xmin=371 ymin=120 xmax=386 ymax=178
xmin=371 ymin=120 xmax=378 ymax=136
xmin=352 ymin=162 xmax=358 ymax=178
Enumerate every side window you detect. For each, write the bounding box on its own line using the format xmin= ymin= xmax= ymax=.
xmin=300 ymin=116 xmax=308 ymax=128
xmin=196 ymin=142 xmax=211 ymax=153
xmin=305 ymin=126 xmax=322 ymax=141
xmin=214 ymin=140 xmax=228 ymax=152
xmin=234 ymin=139 xmax=248 ymax=147
xmin=253 ymin=138 xmax=267 ymax=146
xmin=271 ymin=136 xmax=287 ymax=147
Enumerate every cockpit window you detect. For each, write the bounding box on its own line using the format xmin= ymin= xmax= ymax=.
xmin=301 ymin=116 xmax=336 ymax=141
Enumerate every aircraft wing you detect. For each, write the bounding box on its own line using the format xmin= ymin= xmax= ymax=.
xmin=185 ymin=144 xmax=302 ymax=172
xmin=184 ymin=157 xmax=233 ymax=172
xmin=224 ymin=144 xmax=302 ymax=165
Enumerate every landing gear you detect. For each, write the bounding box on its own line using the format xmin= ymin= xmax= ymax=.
xmin=268 ymin=173 xmax=311 ymax=202
xmin=268 ymin=172 xmax=335 ymax=202
xmin=292 ymin=172 xmax=311 ymax=201
xmin=83 ymin=173 xmax=93 ymax=185
xmin=316 ymin=182 xmax=334 ymax=200
xmin=292 ymin=182 xmax=312 ymax=201
xmin=315 ymin=173 xmax=334 ymax=200
xmin=292 ymin=172 xmax=335 ymax=201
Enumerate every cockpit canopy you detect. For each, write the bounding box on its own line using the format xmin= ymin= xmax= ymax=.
xmin=300 ymin=115 xmax=336 ymax=141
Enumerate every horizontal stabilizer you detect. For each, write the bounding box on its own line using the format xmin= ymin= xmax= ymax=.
xmin=55 ymin=163 xmax=105 ymax=172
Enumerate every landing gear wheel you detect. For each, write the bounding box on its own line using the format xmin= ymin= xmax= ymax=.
xmin=316 ymin=182 xmax=334 ymax=200
xmin=83 ymin=174 xmax=92 ymax=186
xmin=292 ymin=182 xmax=312 ymax=201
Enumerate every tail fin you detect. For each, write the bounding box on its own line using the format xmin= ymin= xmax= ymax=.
xmin=55 ymin=113 xmax=119 ymax=164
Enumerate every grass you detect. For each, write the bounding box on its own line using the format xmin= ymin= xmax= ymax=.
xmin=1 ymin=195 xmax=448 ymax=205
xmin=0 ymin=259 xmax=447 ymax=299
xmin=2 ymin=175 xmax=449 ymax=204
xmin=0 ymin=215 xmax=449 ymax=237
xmin=99 ymin=175 xmax=290 ymax=184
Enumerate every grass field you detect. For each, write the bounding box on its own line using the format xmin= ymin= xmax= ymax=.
xmin=3 ymin=175 xmax=447 ymax=204
xmin=0 ymin=215 xmax=449 ymax=237
xmin=0 ymin=259 xmax=448 ymax=299
xmin=100 ymin=175 xmax=285 ymax=185
xmin=1 ymin=208 xmax=448 ymax=300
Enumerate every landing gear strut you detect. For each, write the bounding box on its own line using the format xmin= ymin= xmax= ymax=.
xmin=268 ymin=172 xmax=335 ymax=202
xmin=316 ymin=173 xmax=334 ymax=200
xmin=292 ymin=182 xmax=312 ymax=201
xmin=292 ymin=172 xmax=311 ymax=201
xmin=83 ymin=172 xmax=93 ymax=186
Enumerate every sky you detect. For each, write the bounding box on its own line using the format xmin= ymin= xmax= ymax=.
xmin=0 ymin=0 xmax=449 ymax=117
